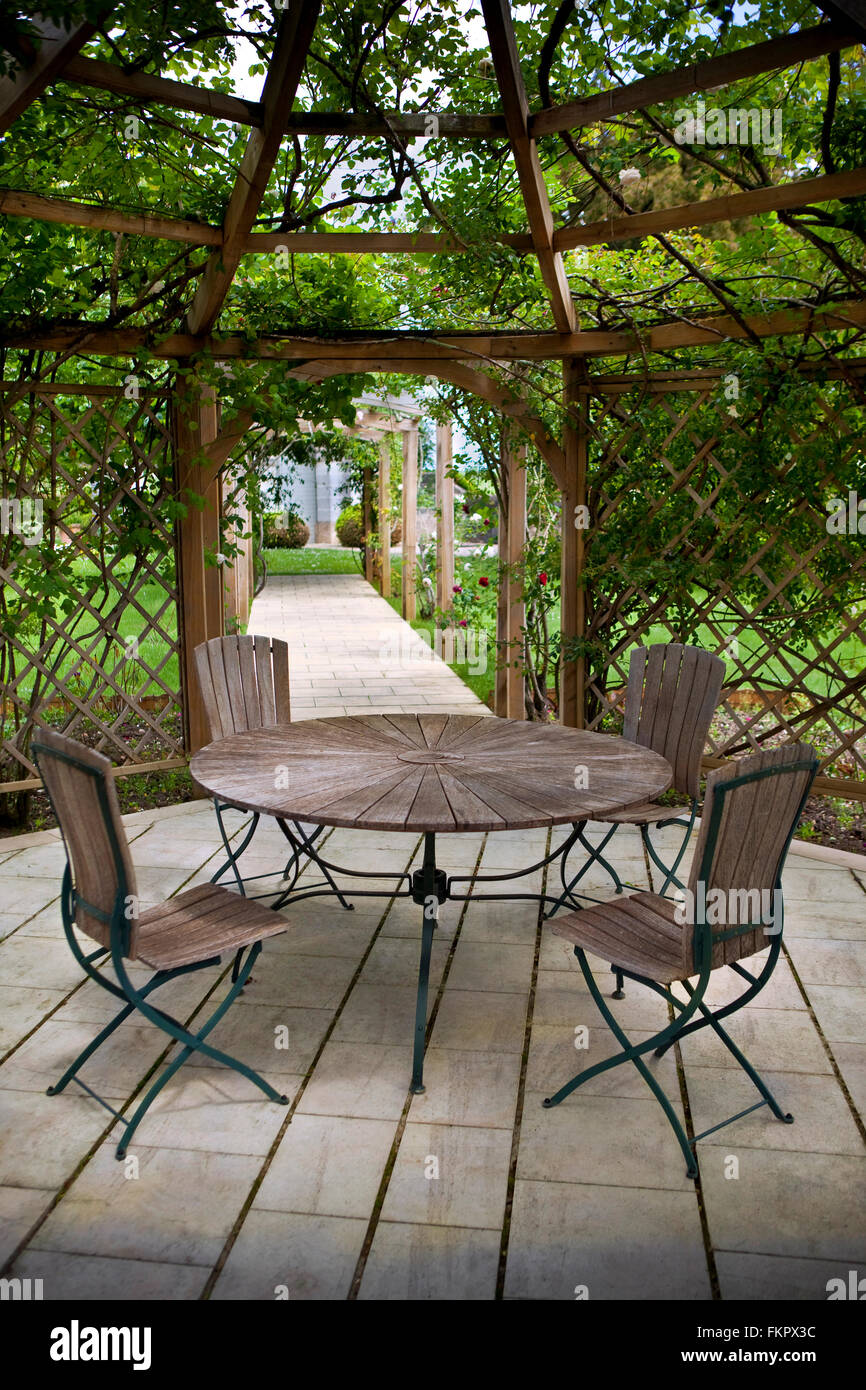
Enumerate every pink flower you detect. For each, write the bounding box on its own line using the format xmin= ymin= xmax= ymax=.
xmin=458 ymin=619 xmax=468 ymax=627
xmin=453 ymin=585 xmax=462 ymax=593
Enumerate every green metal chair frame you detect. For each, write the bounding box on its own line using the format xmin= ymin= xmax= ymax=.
xmin=542 ymin=743 xmax=819 ymax=1179
xmin=33 ymin=730 xmax=290 ymax=1159
xmin=550 ymin=644 xmax=725 ymax=933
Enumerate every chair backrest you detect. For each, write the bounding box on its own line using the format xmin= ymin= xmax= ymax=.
xmin=31 ymin=729 xmax=139 ymax=958
xmin=624 ymin=643 xmax=725 ymax=798
xmin=194 ymin=634 xmax=290 ymax=742
xmin=685 ymin=742 xmax=818 ymax=972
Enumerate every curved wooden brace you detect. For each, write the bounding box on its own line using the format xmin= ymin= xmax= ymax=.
xmin=204 ymin=358 xmax=565 ymax=487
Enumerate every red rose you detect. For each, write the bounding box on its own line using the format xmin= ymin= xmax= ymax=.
xmin=453 ymin=585 xmax=462 ymax=593
xmin=458 ymin=619 xmax=468 ymax=627
xmin=538 ymin=572 xmax=548 ymax=585
xmin=478 ymin=576 xmax=489 ymax=587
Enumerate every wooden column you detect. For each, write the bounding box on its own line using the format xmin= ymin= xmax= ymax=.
xmin=221 ymin=483 xmax=254 ymax=633
xmin=435 ymin=420 xmax=454 ymax=613
xmin=402 ymin=422 xmax=419 ymax=620
xmin=378 ymin=435 xmax=391 ymax=600
xmin=560 ymin=357 xmax=587 ymax=727
xmin=362 ymin=465 xmax=374 ymax=586
xmin=505 ymin=442 xmax=526 ymax=719
xmin=495 ymin=467 xmax=509 ymax=717
xmin=495 ymin=439 xmax=527 ymax=718
xmin=174 ymin=376 xmax=223 ymax=757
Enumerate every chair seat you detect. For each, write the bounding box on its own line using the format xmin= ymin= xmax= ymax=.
xmin=136 ymin=883 xmax=288 ymax=970
xmin=551 ymin=891 xmax=688 ymax=982
xmin=594 ymin=801 xmax=691 ymax=825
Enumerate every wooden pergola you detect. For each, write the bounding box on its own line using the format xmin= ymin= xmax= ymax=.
xmin=2 ymin=1 xmax=865 ymax=770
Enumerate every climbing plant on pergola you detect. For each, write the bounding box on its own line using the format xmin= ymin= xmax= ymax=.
xmin=1 ymin=0 xmax=866 ymax=802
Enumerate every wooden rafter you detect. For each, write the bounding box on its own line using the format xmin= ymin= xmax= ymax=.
xmin=56 ymin=66 xmax=502 ymax=137
xmin=0 ymin=10 xmax=112 ymax=135
xmin=0 ymin=188 xmax=222 ymax=246
xmin=185 ymin=0 xmax=322 ymax=336
xmin=481 ymin=0 xmax=576 ymax=332
xmin=5 ymin=165 xmax=864 ymax=257
xmin=61 ymin=55 xmax=263 ymax=127
xmin=245 ymin=228 xmax=532 ymax=252
xmin=532 ymin=23 xmax=860 ymax=137
xmin=555 ymin=167 xmax=866 ymax=250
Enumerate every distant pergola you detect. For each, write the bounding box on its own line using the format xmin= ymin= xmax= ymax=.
xmin=2 ymin=1 xmax=866 ymax=763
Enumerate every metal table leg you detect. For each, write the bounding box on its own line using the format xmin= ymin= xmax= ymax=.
xmin=409 ymin=831 xmax=447 ymax=1094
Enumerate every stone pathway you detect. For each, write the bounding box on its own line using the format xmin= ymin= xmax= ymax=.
xmin=0 ymin=572 xmax=864 ymax=1300
xmin=248 ymin=572 xmax=491 ymax=718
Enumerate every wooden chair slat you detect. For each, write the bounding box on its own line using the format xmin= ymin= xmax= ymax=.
xmin=254 ymin=633 xmax=276 ymax=727
xmin=223 ymin=636 xmax=248 ymax=732
xmin=623 ymin=646 xmax=647 ymax=742
xmin=207 ymin=638 xmax=235 ymax=740
xmin=193 ymin=642 xmax=223 ymax=742
xmin=237 ymin=637 xmax=261 ymax=730
xmin=272 ymin=639 xmax=291 ymax=723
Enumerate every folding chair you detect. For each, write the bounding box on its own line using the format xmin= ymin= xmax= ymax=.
xmin=194 ymin=633 xmax=350 ymax=907
xmin=550 ymin=644 xmax=725 ymax=951
xmin=33 ymin=729 xmax=292 ymax=1158
xmin=541 ymin=742 xmax=818 ymax=1179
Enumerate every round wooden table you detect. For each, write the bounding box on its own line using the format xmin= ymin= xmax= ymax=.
xmin=191 ymin=712 xmax=672 ymax=832
xmin=191 ymin=713 xmax=672 ymax=1090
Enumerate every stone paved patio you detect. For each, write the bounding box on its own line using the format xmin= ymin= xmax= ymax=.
xmin=1 ymin=572 xmax=864 ymax=1300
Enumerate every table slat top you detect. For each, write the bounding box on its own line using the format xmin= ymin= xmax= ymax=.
xmin=190 ymin=713 xmax=673 ymax=833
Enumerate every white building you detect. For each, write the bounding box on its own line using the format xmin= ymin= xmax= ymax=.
xmin=269 ymin=389 xmax=426 ymax=544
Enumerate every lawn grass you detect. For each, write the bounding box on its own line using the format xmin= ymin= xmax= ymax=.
xmin=263 ymin=546 xmax=361 ymax=575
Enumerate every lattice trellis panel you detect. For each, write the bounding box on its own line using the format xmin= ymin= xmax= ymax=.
xmin=0 ymin=384 xmax=183 ymax=790
xmin=577 ymin=368 xmax=866 ymax=793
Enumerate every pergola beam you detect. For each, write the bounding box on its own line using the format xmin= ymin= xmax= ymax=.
xmin=61 ymin=55 xmax=264 ymax=126
xmin=6 ymin=170 xmax=861 ymax=259
xmin=532 ymin=23 xmax=859 ymax=137
xmin=185 ymin=0 xmax=322 ymax=336
xmin=9 ymin=299 xmax=864 ymax=362
xmin=481 ymin=0 xmax=576 ymax=332
xmin=0 ymin=11 xmax=111 ymax=135
xmin=0 ymin=187 xmax=223 ymax=246
xmin=555 ymin=167 xmax=866 ymax=250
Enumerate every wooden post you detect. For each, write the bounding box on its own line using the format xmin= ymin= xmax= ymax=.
xmin=560 ymin=357 xmax=587 ymax=727
xmin=174 ymin=376 xmax=223 ymax=757
xmin=362 ymin=465 xmax=374 ymax=585
xmin=496 ymin=438 xmax=527 ymax=718
xmin=435 ymin=419 xmax=454 ymax=613
xmin=402 ymin=422 xmax=418 ymax=620
xmin=495 ymin=464 xmax=509 ymax=716
xmin=505 ymin=442 xmax=526 ymax=719
xmin=221 ymin=482 xmax=254 ymax=633
xmin=378 ymin=435 xmax=391 ymax=600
